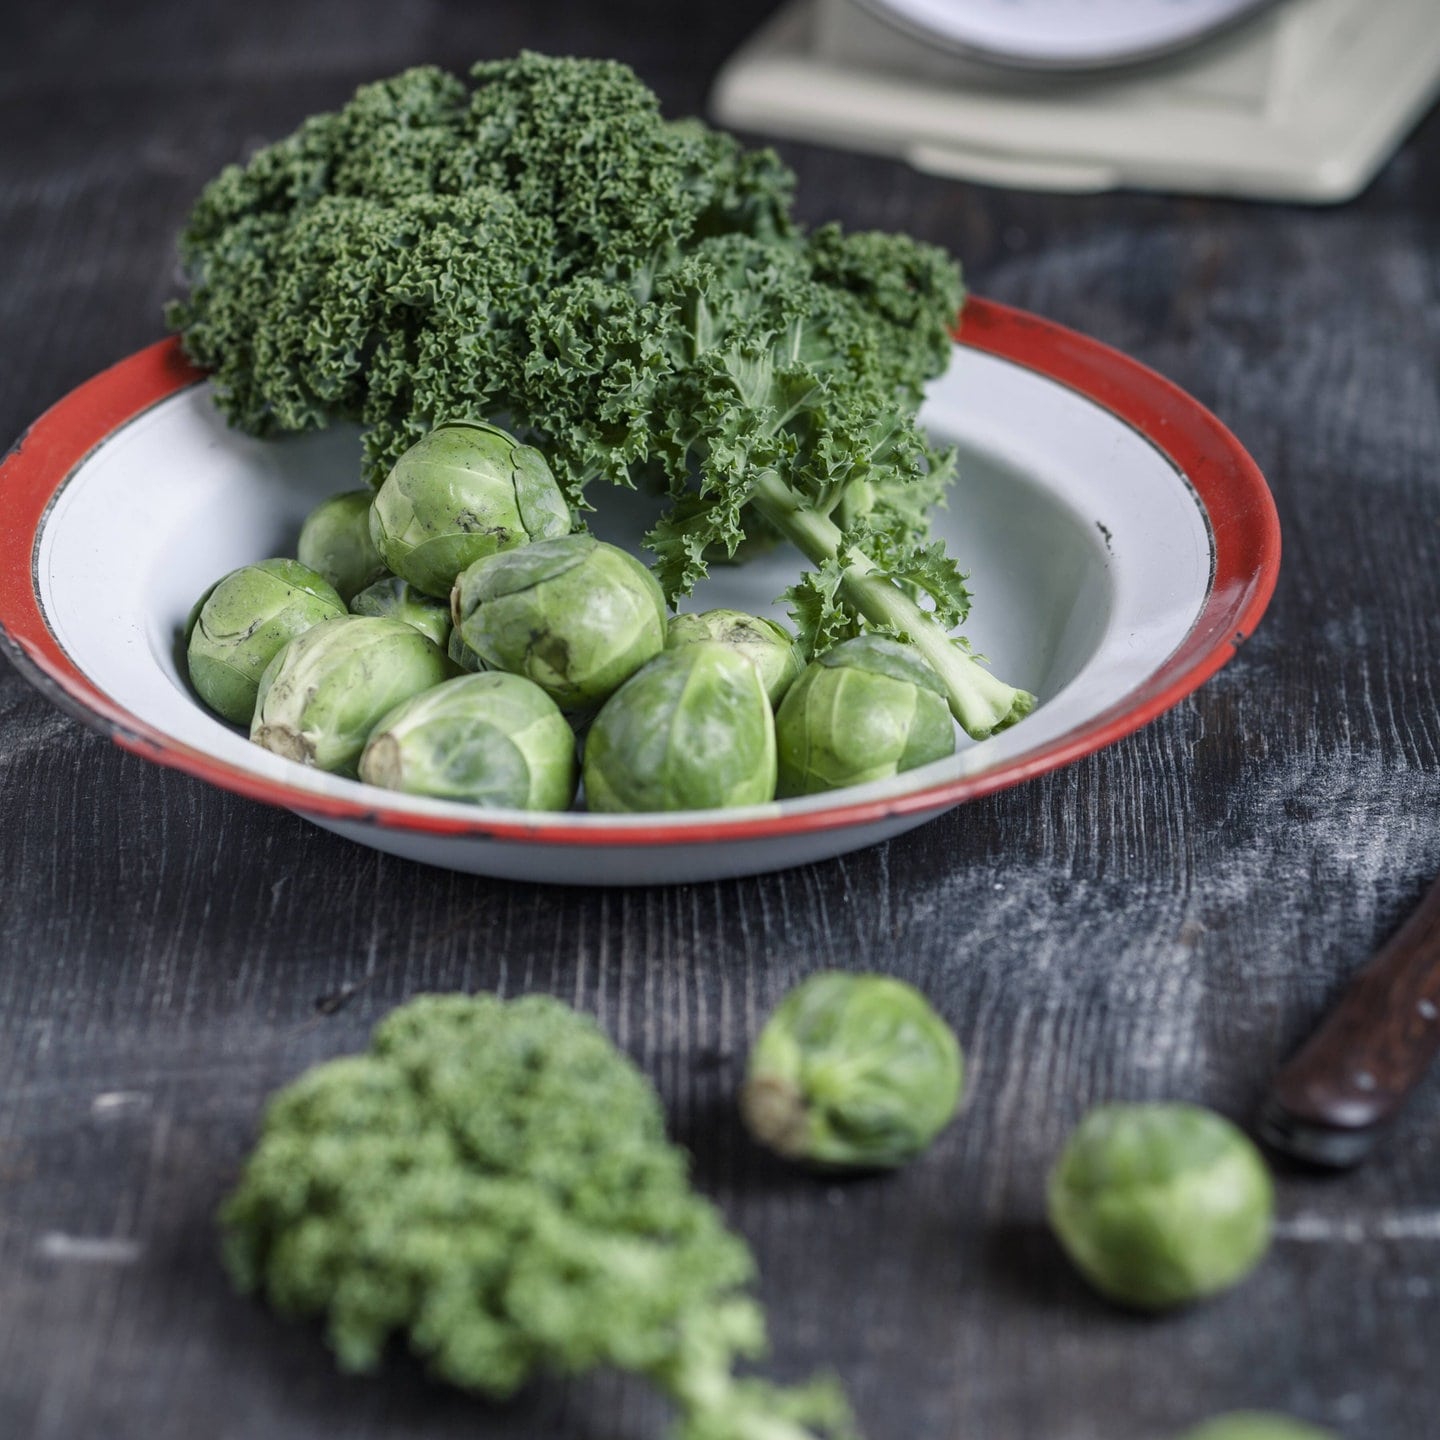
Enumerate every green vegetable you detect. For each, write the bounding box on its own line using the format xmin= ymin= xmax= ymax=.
xmin=774 ymin=635 xmax=955 ymax=797
xmin=667 ymin=609 xmax=805 ymax=707
xmin=1047 ymin=1103 xmax=1274 ymax=1310
xmin=359 ymin=672 xmax=577 ymax=810
xmin=186 ymin=558 xmax=345 ymax=724
xmin=296 ymin=490 xmax=387 ymax=601
xmin=250 ymin=615 xmax=454 ymax=775
xmin=349 ymin=575 xmax=451 ymax=648
xmin=168 ymin=53 xmax=1033 ymax=739
xmin=221 ymin=993 xmax=857 ymax=1440
xmin=583 ymin=642 xmax=776 ymax=813
xmin=447 ymin=625 xmax=484 ymax=673
xmin=1174 ymin=1415 xmax=1338 ymax=1440
xmin=741 ymin=972 xmax=962 ymax=1169
xmin=453 ymin=534 xmax=666 ymax=712
xmin=368 ymin=420 xmax=571 ymax=598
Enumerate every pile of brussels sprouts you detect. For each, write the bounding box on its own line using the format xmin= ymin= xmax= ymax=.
xmin=185 ymin=421 xmax=960 ymax=813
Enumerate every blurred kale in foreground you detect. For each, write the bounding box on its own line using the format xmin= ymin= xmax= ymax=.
xmin=222 ymin=993 xmax=857 ymax=1440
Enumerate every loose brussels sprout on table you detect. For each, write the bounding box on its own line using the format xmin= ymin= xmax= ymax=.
xmin=250 ymin=615 xmax=454 ymax=776
xmin=582 ymin=642 xmax=776 ymax=813
xmin=369 ymin=421 xmax=571 ymax=598
xmin=775 ymin=635 xmax=955 ymax=797
xmin=296 ymin=490 xmax=387 ymax=602
xmin=186 ymin=558 xmax=345 ymax=725
xmin=1174 ymin=1415 xmax=1339 ymax=1440
xmin=666 ymin=609 xmax=805 ymax=708
xmin=349 ymin=576 xmax=451 ymax=649
xmin=741 ymin=972 xmax=964 ymax=1170
xmin=359 ymin=673 xmax=578 ymax=811
xmin=1047 ymin=1102 xmax=1274 ymax=1310
xmin=452 ymin=534 xmax=666 ymax=712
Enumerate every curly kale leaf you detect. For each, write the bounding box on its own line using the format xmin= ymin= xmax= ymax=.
xmin=223 ymin=994 xmax=856 ymax=1440
xmin=170 ymin=54 xmax=793 ymax=477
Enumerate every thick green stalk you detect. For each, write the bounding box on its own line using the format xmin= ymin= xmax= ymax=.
xmin=655 ymin=1301 xmax=858 ymax=1440
xmin=749 ymin=470 xmax=1035 ymax=739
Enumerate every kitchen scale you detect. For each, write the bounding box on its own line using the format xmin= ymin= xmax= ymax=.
xmin=710 ymin=0 xmax=1440 ymax=201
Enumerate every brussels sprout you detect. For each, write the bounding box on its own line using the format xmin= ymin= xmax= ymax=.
xmin=183 ymin=581 xmax=219 ymax=642
xmin=349 ymin=576 xmax=451 ymax=648
xmin=666 ymin=609 xmax=805 ymax=708
xmin=359 ymin=672 xmax=577 ymax=811
xmin=453 ymin=534 xmax=666 ymax=712
xmin=740 ymin=972 xmax=963 ymax=1169
xmin=186 ymin=559 xmax=346 ymax=725
xmin=1047 ymin=1103 xmax=1274 ymax=1310
xmin=448 ymin=625 xmax=485 ymax=673
xmin=251 ymin=615 xmax=454 ymax=776
xmin=1175 ymin=1415 xmax=1338 ymax=1440
xmin=369 ymin=421 xmax=571 ymax=598
xmin=582 ymin=643 xmax=776 ymax=813
xmin=296 ymin=490 xmax=387 ymax=602
xmin=774 ymin=635 xmax=955 ymax=797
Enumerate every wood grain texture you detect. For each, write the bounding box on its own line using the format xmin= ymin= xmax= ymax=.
xmin=2 ymin=3 xmax=1439 ymax=1438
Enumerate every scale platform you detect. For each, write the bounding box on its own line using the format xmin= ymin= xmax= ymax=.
xmin=711 ymin=0 xmax=1440 ymax=202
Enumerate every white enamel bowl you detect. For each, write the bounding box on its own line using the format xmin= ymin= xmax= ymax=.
xmin=0 ymin=300 xmax=1279 ymax=885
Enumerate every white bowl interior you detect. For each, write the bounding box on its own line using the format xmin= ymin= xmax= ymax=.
xmin=32 ymin=346 xmax=1211 ymax=875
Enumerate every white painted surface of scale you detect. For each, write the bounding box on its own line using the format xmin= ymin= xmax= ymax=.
xmin=711 ymin=0 xmax=1440 ymax=201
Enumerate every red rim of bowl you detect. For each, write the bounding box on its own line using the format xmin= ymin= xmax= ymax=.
xmin=0 ymin=298 xmax=1280 ymax=847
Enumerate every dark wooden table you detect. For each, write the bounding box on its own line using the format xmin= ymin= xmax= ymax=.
xmin=3 ymin=4 xmax=1438 ymax=1438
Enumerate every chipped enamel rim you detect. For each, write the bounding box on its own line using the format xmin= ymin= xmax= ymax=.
xmin=0 ymin=299 xmax=1279 ymax=851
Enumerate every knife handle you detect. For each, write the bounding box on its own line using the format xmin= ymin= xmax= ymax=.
xmin=1258 ymin=871 xmax=1440 ymax=1167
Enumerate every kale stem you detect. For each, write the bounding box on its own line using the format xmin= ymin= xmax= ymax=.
xmin=656 ymin=1304 xmax=857 ymax=1440
xmin=749 ymin=470 xmax=1035 ymax=739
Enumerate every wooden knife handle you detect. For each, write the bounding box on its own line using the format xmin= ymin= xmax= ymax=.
xmin=1259 ymin=871 xmax=1440 ymax=1167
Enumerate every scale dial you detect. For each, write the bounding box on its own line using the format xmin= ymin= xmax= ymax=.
xmin=854 ymin=0 xmax=1283 ymax=68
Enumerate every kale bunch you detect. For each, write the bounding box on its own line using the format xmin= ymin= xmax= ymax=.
xmin=171 ymin=54 xmax=1032 ymax=735
xmin=223 ymin=994 xmax=856 ymax=1440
